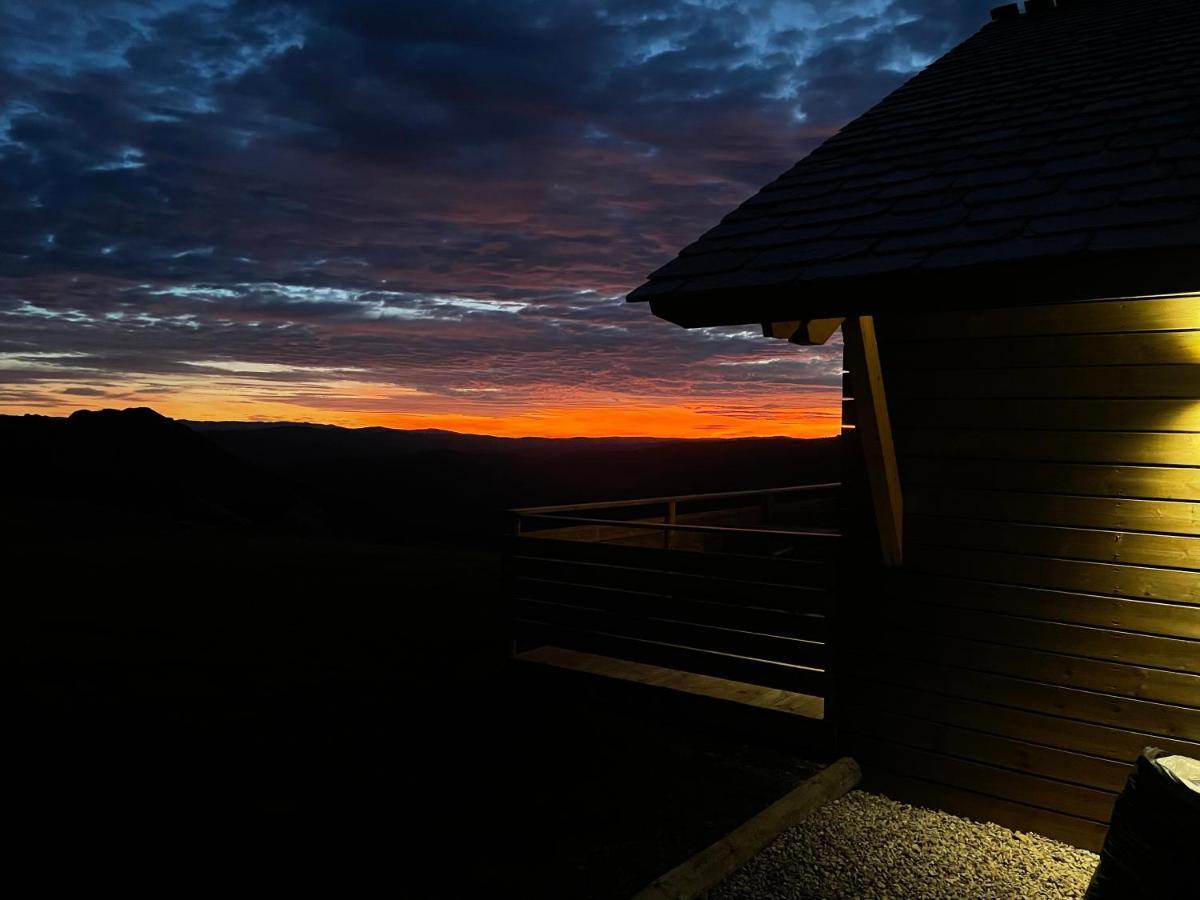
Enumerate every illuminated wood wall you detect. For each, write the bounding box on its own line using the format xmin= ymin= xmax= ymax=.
xmin=838 ymin=294 xmax=1200 ymax=850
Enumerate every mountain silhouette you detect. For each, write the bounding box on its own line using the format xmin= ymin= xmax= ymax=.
xmin=3 ymin=407 xmax=325 ymax=537
xmin=3 ymin=408 xmax=840 ymax=542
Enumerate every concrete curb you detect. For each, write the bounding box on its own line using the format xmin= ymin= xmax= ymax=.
xmin=631 ymin=756 xmax=863 ymax=900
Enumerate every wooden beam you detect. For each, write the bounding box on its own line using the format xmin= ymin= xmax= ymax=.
xmin=793 ymin=317 xmax=844 ymax=346
xmin=632 ymin=758 xmax=862 ymax=900
xmin=842 ymin=315 xmax=903 ymax=566
xmin=762 ymin=318 xmax=846 ymax=346
xmin=762 ymin=320 xmax=802 ymax=340
xmin=514 ymin=647 xmax=826 ymax=719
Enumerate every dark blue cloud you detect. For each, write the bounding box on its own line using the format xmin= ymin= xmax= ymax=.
xmin=0 ymin=0 xmax=996 ymax=426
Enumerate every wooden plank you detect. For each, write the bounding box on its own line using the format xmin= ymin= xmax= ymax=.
xmin=846 ymin=657 xmax=1200 ymax=742
xmin=516 ymin=647 xmax=826 ymax=719
xmin=523 ymin=514 xmax=839 ymax=558
xmin=895 ymin=397 xmax=1200 ymax=433
xmin=915 ymin=577 xmax=1200 ymax=640
xmin=903 ymin=459 xmax=1200 ymax=502
xmin=870 ymin=625 xmax=1200 ymax=707
xmin=512 ymin=597 xmax=828 ymax=669
xmin=514 ymin=482 xmax=840 ymax=516
xmin=867 ymin=770 xmax=1109 ymax=851
xmin=908 ymin=517 xmax=1200 ymax=570
xmin=909 ymin=488 xmax=1200 ymax=536
xmin=853 ymin=737 xmax=1117 ymax=824
xmin=841 ymin=678 xmax=1200 ymax=763
xmin=890 ymin=365 xmax=1200 ymax=400
xmin=527 ymin=520 xmax=689 ymax=545
xmin=771 ymin=496 xmax=843 ymax=529
xmin=898 ymin=428 xmax=1200 ymax=467
xmin=527 ymin=505 xmax=769 ymax=544
xmin=888 ymin=599 xmax=1200 ymax=673
xmin=513 ymin=576 xmax=829 ymax=641
xmin=511 ymin=555 xmax=831 ymax=613
xmin=906 ymin=546 xmax=1200 ymax=604
xmin=515 ymin=620 xmax=826 ymax=696
xmin=887 ymin=330 xmax=1200 ymax=370
xmin=632 ymin=759 xmax=861 ymax=900
xmin=842 ymin=315 xmax=903 ymax=566
xmin=883 ymin=295 xmax=1200 ymax=342
xmin=846 ymin=708 xmax=1132 ymax=793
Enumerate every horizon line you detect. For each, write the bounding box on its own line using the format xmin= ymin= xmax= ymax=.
xmin=7 ymin=405 xmax=835 ymax=442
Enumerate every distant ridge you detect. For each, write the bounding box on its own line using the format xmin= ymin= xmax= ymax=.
xmin=3 ymin=407 xmax=839 ymax=542
xmin=2 ymin=405 xmax=320 ymax=537
xmin=15 ymin=406 xmax=801 ymax=444
xmin=181 ymin=417 xmax=797 ymax=444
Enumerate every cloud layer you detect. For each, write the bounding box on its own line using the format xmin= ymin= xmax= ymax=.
xmin=0 ymin=0 xmax=995 ymax=435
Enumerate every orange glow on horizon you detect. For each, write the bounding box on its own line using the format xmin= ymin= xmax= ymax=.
xmin=326 ymin=403 xmax=841 ymax=439
xmin=2 ymin=385 xmax=841 ymax=439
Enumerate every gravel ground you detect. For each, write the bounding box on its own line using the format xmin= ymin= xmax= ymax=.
xmin=711 ymin=790 xmax=1099 ymax=900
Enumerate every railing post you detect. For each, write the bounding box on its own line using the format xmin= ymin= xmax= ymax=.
xmin=665 ymin=500 xmax=677 ymax=550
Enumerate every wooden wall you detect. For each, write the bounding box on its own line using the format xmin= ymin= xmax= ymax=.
xmin=838 ymin=295 xmax=1200 ymax=851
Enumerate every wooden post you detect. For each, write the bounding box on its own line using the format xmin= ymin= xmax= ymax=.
xmin=665 ymin=500 xmax=677 ymax=550
xmin=841 ymin=316 xmax=903 ymax=567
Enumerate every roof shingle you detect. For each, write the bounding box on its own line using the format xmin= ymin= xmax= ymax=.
xmin=630 ymin=0 xmax=1200 ymax=327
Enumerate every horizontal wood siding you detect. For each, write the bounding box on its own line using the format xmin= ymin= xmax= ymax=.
xmin=842 ymin=294 xmax=1200 ymax=851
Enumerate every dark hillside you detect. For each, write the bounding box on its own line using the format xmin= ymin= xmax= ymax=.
xmin=2 ymin=407 xmax=324 ymax=538
xmin=7 ymin=410 xmax=840 ymax=885
xmin=197 ymin=421 xmax=840 ymax=540
xmin=3 ymin=408 xmax=839 ymax=543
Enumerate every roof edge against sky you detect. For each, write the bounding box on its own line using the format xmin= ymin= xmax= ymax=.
xmin=629 ymin=0 xmax=1200 ymax=329
xmin=642 ymin=245 xmax=1200 ymax=328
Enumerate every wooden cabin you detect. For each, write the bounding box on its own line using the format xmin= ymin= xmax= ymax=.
xmin=511 ymin=0 xmax=1200 ymax=851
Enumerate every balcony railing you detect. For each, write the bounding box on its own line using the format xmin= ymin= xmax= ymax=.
xmin=513 ymin=482 xmax=841 ymax=552
xmin=507 ymin=482 xmax=841 ymax=700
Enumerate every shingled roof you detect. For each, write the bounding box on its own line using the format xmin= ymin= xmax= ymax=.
xmin=629 ymin=0 xmax=1200 ymax=327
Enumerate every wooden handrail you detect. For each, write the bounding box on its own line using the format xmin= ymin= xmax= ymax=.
xmin=516 ymin=513 xmax=840 ymax=541
xmin=511 ymin=482 xmax=840 ymax=517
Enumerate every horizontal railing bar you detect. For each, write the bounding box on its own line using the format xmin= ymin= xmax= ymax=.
xmin=517 ymin=514 xmax=841 ymax=540
xmin=511 ymin=482 xmax=841 ymax=516
xmin=513 ymin=619 xmax=825 ymax=674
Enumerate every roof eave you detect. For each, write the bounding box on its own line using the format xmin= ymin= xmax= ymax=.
xmin=637 ymin=247 xmax=1200 ymax=328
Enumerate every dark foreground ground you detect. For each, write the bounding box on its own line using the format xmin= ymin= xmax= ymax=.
xmin=12 ymin=537 xmax=819 ymax=894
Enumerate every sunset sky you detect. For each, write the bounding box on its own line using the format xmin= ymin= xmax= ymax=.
xmin=1 ymin=1 xmax=995 ymax=437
